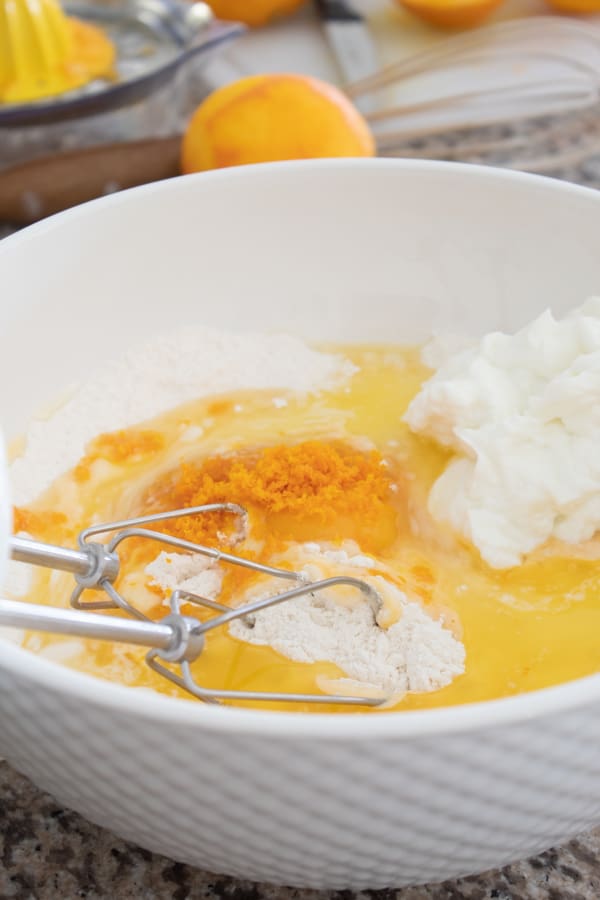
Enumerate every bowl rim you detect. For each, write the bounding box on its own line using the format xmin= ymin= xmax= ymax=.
xmin=3 ymin=636 xmax=600 ymax=737
xmin=3 ymin=156 xmax=600 ymax=740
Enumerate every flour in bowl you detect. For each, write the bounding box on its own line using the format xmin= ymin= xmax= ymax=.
xmin=146 ymin=542 xmax=466 ymax=697
xmin=11 ymin=327 xmax=356 ymax=506
xmin=146 ymin=551 xmax=224 ymax=601
xmin=8 ymin=326 xmax=466 ymax=702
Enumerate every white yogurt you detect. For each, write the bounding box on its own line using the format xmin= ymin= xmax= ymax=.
xmin=405 ymin=298 xmax=600 ymax=568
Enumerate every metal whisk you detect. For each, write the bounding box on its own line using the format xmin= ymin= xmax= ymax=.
xmin=1 ymin=504 xmax=386 ymax=707
xmin=347 ymin=17 xmax=600 ymax=162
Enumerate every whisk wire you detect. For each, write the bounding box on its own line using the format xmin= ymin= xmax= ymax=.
xmin=344 ymin=15 xmax=600 ymax=159
xmin=347 ymin=17 xmax=600 ymax=100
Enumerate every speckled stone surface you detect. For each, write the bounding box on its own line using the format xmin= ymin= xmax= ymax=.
xmin=2 ymin=758 xmax=600 ymax=899
xmin=2 ymin=128 xmax=600 ymax=899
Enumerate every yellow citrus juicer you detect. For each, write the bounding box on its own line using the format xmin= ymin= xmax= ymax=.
xmin=0 ymin=0 xmax=243 ymax=127
xmin=0 ymin=0 xmax=116 ymax=104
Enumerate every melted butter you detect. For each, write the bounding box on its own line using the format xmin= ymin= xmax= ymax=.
xmin=12 ymin=345 xmax=600 ymax=713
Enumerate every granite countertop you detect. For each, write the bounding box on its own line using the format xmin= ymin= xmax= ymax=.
xmin=2 ymin=759 xmax=600 ymax=900
xmin=2 ymin=122 xmax=600 ymax=900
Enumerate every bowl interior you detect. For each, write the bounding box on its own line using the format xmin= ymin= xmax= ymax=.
xmin=2 ymin=159 xmax=600 ymax=734
xmin=2 ymin=159 xmax=600 ymax=440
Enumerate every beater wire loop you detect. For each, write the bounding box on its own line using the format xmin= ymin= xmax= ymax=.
xmin=6 ymin=503 xmax=388 ymax=708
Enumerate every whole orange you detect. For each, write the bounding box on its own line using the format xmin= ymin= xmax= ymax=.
xmin=394 ymin=0 xmax=503 ymax=27
xmin=181 ymin=73 xmax=375 ymax=174
xmin=544 ymin=0 xmax=600 ymax=10
xmin=206 ymin=0 xmax=306 ymax=26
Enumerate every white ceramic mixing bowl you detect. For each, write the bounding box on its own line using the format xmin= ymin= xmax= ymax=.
xmin=0 ymin=434 xmax=8 ymax=594
xmin=1 ymin=160 xmax=600 ymax=889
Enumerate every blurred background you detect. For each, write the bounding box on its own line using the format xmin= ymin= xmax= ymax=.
xmin=2 ymin=0 xmax=600 ymax=233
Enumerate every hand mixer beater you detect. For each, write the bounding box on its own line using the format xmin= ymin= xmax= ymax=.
xmin=0 ymin=502 xmax=387 ymax=707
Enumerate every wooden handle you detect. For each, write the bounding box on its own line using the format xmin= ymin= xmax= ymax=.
xmin=0 ymin=136 xmax=182 ymax=226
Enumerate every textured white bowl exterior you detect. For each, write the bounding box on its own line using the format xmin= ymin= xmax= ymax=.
xmin=0 ymin=434 xmax=8 ymax=596
xmin=1 ymin=160 xmax=600 ymax=888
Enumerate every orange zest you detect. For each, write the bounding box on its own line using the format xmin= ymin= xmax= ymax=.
xmin=143 ymin=440 xmax=399 ymax=551
xmin=13 ymin=507 xmax=67 ymax=538
xmin=74 ymin=430 xmax=165 ymax=482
